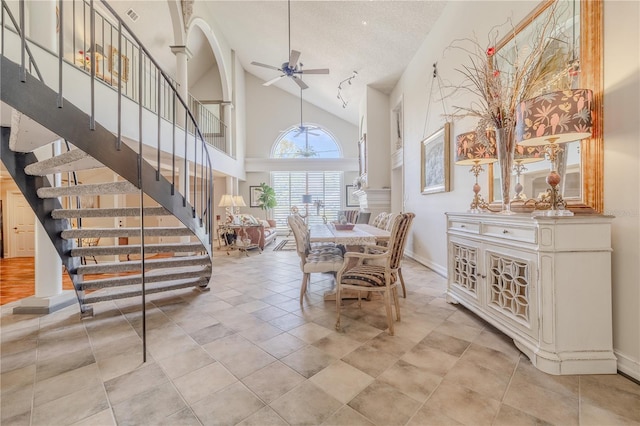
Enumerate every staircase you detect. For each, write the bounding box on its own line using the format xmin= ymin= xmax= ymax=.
xmin=1 ymin=0 xmax=214 ymax=316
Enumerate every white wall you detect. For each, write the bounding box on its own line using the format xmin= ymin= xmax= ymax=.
xmin=392 ymin=0 xmax=640 ymax=379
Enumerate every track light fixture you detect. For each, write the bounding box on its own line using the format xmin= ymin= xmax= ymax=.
xmin=336 ymin=71 xmax=358 ymax=108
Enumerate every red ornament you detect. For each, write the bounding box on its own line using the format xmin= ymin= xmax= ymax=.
xmin=493 ymin=70 xmax=500 ymax=77
xmin=486 ymin=47 xmax=495 ymax=57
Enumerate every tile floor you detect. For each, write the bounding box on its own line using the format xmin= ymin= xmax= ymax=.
xmin=1 ymin=247 xmax=639 ymax=425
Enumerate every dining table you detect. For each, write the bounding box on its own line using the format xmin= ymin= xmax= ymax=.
xmin=309 ymin=223 xmax=391 ymax=301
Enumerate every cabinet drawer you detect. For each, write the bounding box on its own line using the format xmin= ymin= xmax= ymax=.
xmin=449 ymin=220 xmax=480 ymax=234
xmin=483 ymin=224 xmax=536 ymax=243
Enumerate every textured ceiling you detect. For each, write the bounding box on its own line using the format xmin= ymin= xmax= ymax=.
xmin=106 ymin=1 xmax=447 ymax=125
xmin=205 ymin=1 xmax=447 ymax=124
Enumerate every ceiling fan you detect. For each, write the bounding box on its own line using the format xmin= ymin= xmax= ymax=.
xmin=251 ymin=0 xmax=329 ymax=90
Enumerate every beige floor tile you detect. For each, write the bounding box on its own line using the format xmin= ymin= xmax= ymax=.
xmin=70 ymin=409 xmax=116 ymax=426
xmin=510 ymin=357 xmax=579 ymax=398
xmin=310 ymin=360 xmax=375 ymax=404
xmin=442 ymin=357 xmax=511 ymax=401
xmin=204 ymin=334 xmax=276 ymax=378
xmin=155 ymin=346 xmax=214 ymax=379
xmin=242 ymin=361 xmax=306 ymax=403
xmin=503 ymin=373 xmax=579 ymax=425
xmin=173 ymin=361 xmax=237 ymax=404
xmin=289 ymin=322 xmax=333 ymax=344
xmin=0 ymin=364 xmax=35 ymax=395
xmin=34 ymin=363 xmax=102 ymax=407
xmin=2 ymin=347 xmax=37 ymax=374
xmin=254 ymin=306 xmax=291 ymax=322
xmin=378 ymin=359 xmax=442 ymax=402
xmin=579 ymin=401 xmax=639 ymax=426
xmin=401 ymin=343 xmax=460 ymax=377
xmin=580 ymin=375 xmax=640 ymax=423
xmin=240 ymin=322 xmax=284 ymax=343
xmin=0 ymin=385 xmax=33 ymax=422
xmin=104 ymin=362 xmax=168 ymax=406
xmin=407 ymin=405 xmax=464 ymax=426
xmin=472 ymin=327 xmax=522 ymax=357
xmin=191 ymin=381 xmax=265 ymax=425
xmin=321 ymin=405 xmax=375 ymax=426
xmin=237 ymin=406 xmax=289 ymax=426
xmin=423 ymin=381 xmax=501 ymax=425
xmin=155 ymin=407 xmax=202 ymax=426
xmin=364 ymin=332 xmax=416 ymax=357
xmin=348 ymin=380 xmax=421 ymax=426
xmin=111 ymin=381 xmax=187 ymax=425
xmin=434 ymin=319 xmax=484 ymax=342
xmin=342 ymin=345 xmax=399 ymax=378
xmin=418 ymin=330 xmax=472 ymax=357
xmin=257 ymin=332 xmax=307 ymax=359
xmin=458 ymin=343 xmax=519 ymax=379
xmin=334 ymin=317 xmax=384 ymax=343
xmin=313 ymin=332 xmax=362 ymax=359
xmin=96 ymin=349 xmax=147 ymax=382
xmin=270 ymin=380 xmax=342 ymax=425
xmin=493 ymin=404 xmax=553 ymax=425
xmin=188 ymin=322 xmax=236 ymax=345
xmin=31 ymin=384 xmax=109 ymax=426
xmin=280 ymin=345 xmax=336 ymax=378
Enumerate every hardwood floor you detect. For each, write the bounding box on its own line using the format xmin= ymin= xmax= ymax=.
xmin=0 ymin=257 xmax=75 ymax=305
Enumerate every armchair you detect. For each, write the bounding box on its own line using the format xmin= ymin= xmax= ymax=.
xmin=335 ymin=213 xmax=415 ymax=335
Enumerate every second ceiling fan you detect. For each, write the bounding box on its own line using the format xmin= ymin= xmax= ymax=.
xmin=251 ymin=0 xmax=329 ymax=90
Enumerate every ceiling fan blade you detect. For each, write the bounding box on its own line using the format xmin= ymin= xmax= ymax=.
xmin=289 ymin=50 xmax=301 ymax=67
xmin=292 ymin=76 xmax=309 ymax=90
xmin=299 ymin=68 xmax=330 ymax=75
xmin=263 ymin=75 xmax=285 ymax=86
xmin=251 ymin=61 xmax=281 ymax=71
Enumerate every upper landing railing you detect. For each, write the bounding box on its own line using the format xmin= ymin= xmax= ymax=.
xmin=1 ymin=0 xmax=215 ymax=241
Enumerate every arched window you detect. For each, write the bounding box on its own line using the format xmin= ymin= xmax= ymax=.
xmin=272 ymin=125 xmax=341 ymax=158
xmin=270 ymin=125 xmax=344 ymax=227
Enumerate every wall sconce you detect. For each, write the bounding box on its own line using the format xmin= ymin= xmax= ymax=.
xmin=454 ymin=130 xmax=497 ymax=213
xmin=515 ymin=89 xmax=593 ymax=216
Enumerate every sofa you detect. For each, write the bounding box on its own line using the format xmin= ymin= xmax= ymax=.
xmin=243 ymin=219 xmax=277 ymax=249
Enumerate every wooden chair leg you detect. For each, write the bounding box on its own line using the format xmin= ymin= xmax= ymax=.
xmin=384 ymin=290 xmax=394 ymax=336
xmin=398 ymin=268 xmax=407 ymax=298
xmin=335 ymin=283 xmax=342 ymax=331
xmin=300 ymin=273 xmax=309 ymax=305
xmin=392 ymin=286 xmax=401 ymax=321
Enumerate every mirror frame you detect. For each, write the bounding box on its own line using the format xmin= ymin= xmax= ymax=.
xmin=488 ymin=0 xmax=603 ymax=213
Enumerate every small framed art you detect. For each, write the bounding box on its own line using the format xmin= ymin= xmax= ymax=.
xmin=421 ymin=123 xmax=451 ymax=194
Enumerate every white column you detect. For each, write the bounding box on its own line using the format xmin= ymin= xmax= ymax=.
xmin=14 ymin=141 xmax=76 ymax=314
xmin=28 ymin=0 xmax=57 ymax=51
xmin=170 ymin=45 xmax=191 ymax=127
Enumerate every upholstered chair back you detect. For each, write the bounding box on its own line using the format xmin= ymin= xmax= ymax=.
xmin=387 ymin=213 xmax=415 ymax=270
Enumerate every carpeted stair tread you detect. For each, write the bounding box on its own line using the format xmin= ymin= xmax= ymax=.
xmin=81 ymin=277 xmax=209 ymax=304
xmin=70 ymin=242 xmax=204 ymax=256
xmin=61 ymin=227 xmax=192 ymax=239
xmin=52 ymin=206 xmax=170 ymax=219
xmin=73 ymin=254 xmax=210 ymax=275
xmin=79 ymin=266 xmax=210 ymax=290
xmin=25 ymin=149 xmax=104 ymax=175
xmin=37 ymin=181 xmax=137 ymax=198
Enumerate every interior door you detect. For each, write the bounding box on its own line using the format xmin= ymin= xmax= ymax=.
xmin=6 ymin=191 xmax=35 ymax=257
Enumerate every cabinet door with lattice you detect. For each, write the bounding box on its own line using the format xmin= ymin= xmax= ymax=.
xmin=448 ymin=237 xmax=483 ymax=308
xmin=483 ymin=246 xmax=539 ymax=340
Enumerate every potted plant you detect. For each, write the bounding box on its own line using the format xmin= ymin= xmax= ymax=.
xmin=256 ymin=182 xmax=277 ymax=219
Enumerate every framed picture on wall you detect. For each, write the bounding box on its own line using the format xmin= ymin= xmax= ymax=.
xmin=249 ymin=186 xmax=261 ymax=207
xmin=421 ymin=122 xmax=451 ymax=194
xmin=345 ymin=185 xmax=359 ymax=207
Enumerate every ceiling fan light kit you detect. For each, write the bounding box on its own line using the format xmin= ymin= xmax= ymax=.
xmin=251 ymin=0 xmax=329 ymax=90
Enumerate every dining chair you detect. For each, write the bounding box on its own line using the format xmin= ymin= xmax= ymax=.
xmin=288 ymin=215 xmax=344 ymax=304
xmin=335 ymin=212 xmax=415 ymax=335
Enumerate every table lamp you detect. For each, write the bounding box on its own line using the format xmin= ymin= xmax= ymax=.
xmin=218 ymin=194 xmax=235 ymax=222
xmin=515 ymin=89 xmax=593 ymax=216
xmin=512 ymin=144 xmax=545 ymax=201
xmin=302 ymin=194 xmax=312 ymax=217
xmin=232 ymin=195 xmax=246 ymax=215
xmin=455 ymin=130 xmax=497 ymax=213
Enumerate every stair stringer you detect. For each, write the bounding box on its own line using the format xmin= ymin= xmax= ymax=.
xmin=0 ymin=56 xmax=212 ymax=257
xmin=0 ymin=127 xmax=84 ymax=304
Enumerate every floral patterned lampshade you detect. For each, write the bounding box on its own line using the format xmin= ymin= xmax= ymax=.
xmin=514 ymin=144 xmax=546 ymax=164
xmin=455 ymin=131 xmax=498 ymax=165
xmin=515 ymin=89 xmax=593 ymax=147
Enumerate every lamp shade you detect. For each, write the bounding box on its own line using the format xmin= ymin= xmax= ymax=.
xmin=218 ymin=194 xmax=235 ymax=207
xmin=516 ymin=89 xmax=593 ymax=146
xmin=302 ymin=194 xmax=313 ymax=204
xmin=455 ymin=131 xmax=498 ymax=165
xmin=514 ymin=144 xmax=546 ymax=164
xmin=233 ymin=195 xmax=247 ymax=207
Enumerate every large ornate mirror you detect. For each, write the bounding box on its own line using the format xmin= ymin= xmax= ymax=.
xmin=488 ymin=0 xmax=603 ymax=213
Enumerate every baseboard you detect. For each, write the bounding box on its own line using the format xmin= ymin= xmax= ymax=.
xmin=404 ymin=250 xmax=447 ymax=278
xmin=615 ymin=349 xmax=640 ymax=382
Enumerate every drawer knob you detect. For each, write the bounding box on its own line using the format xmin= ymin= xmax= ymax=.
xmin=503 ymin=229 xmax=509 ymax=234
xmin=461 ymin=225 xmax=466 ymax=228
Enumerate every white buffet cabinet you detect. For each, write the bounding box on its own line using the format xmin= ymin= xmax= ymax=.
xmin=445 ymin=212 xmax=616 ymax=375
